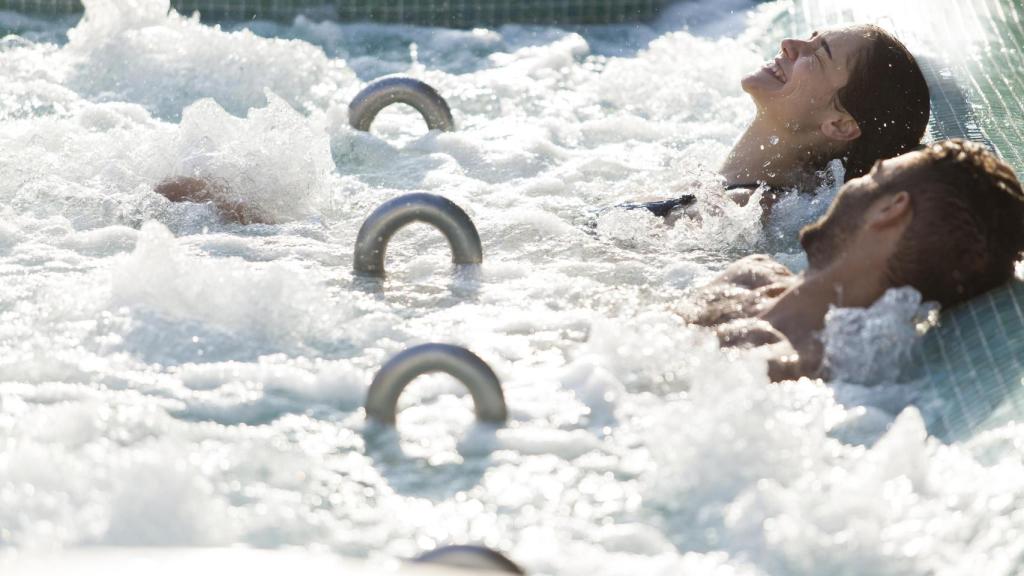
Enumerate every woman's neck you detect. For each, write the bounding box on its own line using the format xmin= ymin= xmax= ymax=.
xmin=720 ymin=116 xmax=824 ymax=190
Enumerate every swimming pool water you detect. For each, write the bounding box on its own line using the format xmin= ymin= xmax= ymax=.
xmin=0 ymin=1 xmax=1022 ymax=574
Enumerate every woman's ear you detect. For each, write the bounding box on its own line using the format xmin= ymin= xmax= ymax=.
xmin=820 ymin=113 xmax=862 ymax=142
xmin=868 ymin=190 xmax=911 ymax=229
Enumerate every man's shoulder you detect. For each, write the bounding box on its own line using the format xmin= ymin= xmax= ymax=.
xmin=717 ymin=254 xmax=794 ymax=289
xmin=682 ymin=254 xmax=795 ymax=327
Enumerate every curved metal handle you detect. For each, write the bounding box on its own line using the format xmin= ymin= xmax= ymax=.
xmin=366 ymin=343 xmax=507 ymax=425
xmin=349 ymin=77 xmax=455 ymax=133
xmin=353 ymin=192 xmax=483 ymax=277
xmin=415 ymin=545 xmax=524 ymax=574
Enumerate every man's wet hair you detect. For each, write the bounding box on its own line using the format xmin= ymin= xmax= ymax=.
xmin=838 ymin=25 xmax=931 ymax=180
xmin=886 ymin=139 xmax=1024 ymax=307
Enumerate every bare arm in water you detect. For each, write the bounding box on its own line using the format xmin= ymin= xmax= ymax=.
xmin=682 ymin=141 xmax=1024 ymax=382
xmin=681 ymin=255 xmax=819 ymax=381
xmin=154 ymin=176 xmax=267 ymax=225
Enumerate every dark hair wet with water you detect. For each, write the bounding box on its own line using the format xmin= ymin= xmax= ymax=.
xmin=837 ymin=25 xmax=931 ymax=180
xmin=886 ymin=139 xmax=1024 ymax=307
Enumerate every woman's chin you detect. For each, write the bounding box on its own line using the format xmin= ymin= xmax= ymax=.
xmin=741 ymin=73 xmax=769 ymax=94
xmin=740 ymin=78 xmax=769 ymax=102
xmin=741 ymin=74 xmax=786 ymax=105
xmin=743 ymin=64 xmax=790 ymax=89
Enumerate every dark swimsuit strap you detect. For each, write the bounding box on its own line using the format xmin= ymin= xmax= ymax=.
xmin=620 ymin=195 xmax=696 ymax=217
xmin=626 ymin=183 xmax=761 ymax=218
xmin=726 ymin=183 xmax=760 ymax=191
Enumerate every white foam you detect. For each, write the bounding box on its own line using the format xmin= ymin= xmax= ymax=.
xmin=110 ymin=221 xmax=348 ymax=351
xmin=103 ymin=449 xmax=237 ymax=546
xmin=177 ymin=359 xmax=368 ymax=410
xmin=645 ymin=379 xmax=1024 ymax=574
xmin=142 ymin=94 xmax=336 ymax=224
xmin=65 ymin=0 xmax=356 ymax=120
xmin=822 ymin=287 xmax=938 ymax=385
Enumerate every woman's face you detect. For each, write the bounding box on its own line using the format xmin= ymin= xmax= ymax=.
xmin=742 ymin=29 xmax=868 ymax=135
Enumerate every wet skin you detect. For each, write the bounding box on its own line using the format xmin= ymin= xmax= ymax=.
xmin=741 ymin=29 xmax=863 ymax=131
xmin=685 ymin=151 xmax=926 ymax=381
xmin=718 ymin=28 xmax=870 ymax=194
xmin=154 ymin=176 xmax=268 ymax=225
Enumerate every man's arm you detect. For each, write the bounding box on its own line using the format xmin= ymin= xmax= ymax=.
xmin=713 ymin=254 xmax=795 ymax=290
xmin=681 ymin=255 xmax=796 ymax=326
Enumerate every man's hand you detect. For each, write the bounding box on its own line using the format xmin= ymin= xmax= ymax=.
xmin=714 ymin=318 xmax=811 ymax=382
xmin=715 ymin=254 xmax=795 ymax=290
xmin=715 ymin=318 xmax=788 ymax=348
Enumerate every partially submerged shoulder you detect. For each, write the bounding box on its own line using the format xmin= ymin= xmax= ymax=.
xmin=679 ymin=255 xmax=796 ymax=327
xmin=716 ymin=254 xmax=795 ymax=289
xmin=153 ymin=176 xmax=268 ymax=225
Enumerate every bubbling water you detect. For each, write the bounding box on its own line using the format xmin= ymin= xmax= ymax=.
xmin=0 ymin=1 xmax=1021 ymax=575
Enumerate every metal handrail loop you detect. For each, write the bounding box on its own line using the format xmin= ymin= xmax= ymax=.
xmin=349 ymin=77 xmax=455 ymax=133
xmin=365 ymin=343 xmax=507 ymax=425
xmin=353 ymin=193 xmax=482 ymax=277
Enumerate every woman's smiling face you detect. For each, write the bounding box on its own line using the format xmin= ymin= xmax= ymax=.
xmin=742 ymin=28 xmax=868 ymax=133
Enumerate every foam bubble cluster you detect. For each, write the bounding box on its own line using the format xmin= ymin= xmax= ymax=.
xmin=822 ymin=287 xmax=938 ymax=385
xmin=66 ymin=0 xmax=355 ymax=120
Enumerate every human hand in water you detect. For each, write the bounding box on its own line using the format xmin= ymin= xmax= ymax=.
xmin=714 ymin=318 xmax=805 ymax=382
xmin=715 ymin=318 xmax=789 ymax=348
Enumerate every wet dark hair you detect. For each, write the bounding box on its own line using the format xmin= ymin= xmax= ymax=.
xmin=886 ymin=139 xmax=1024 ymax=307
xmin=837 ymin=25 xmax=930 ymax=180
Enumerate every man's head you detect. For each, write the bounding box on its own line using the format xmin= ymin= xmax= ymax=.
xmin=800 ymin=139 xmax=1024 ymax=307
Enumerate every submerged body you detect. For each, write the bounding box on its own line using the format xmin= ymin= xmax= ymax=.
xmin=628 ymin=24 xmax=929 ymax=221
xmin=154 ymin=176 xmax=269 ymax=225
xmin=687 ymin=140 xmax=1024 ymax=381
xmin=685 ymin=254 xmax=808 ymax=379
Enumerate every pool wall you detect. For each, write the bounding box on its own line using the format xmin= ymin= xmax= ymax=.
xmin=0 ymin=0 xmax=675 ymax=25
xmin=786 ymin=0 xmax=1024 ymax=441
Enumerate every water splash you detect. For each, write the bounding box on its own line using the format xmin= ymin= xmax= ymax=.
xmin=822 ymin=287 xmax=939 ymax=385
